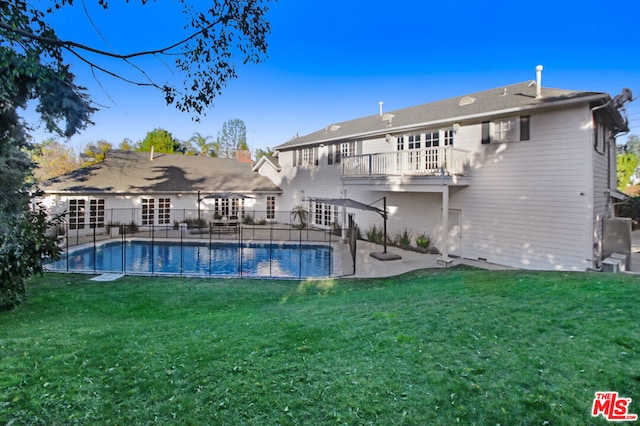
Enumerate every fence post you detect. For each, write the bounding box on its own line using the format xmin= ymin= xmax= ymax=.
xmin=93 ymin=226 xmax=97 ymax=273
xmin=239 ymin=226 xmax=243 ymax=277
xmin=151 ymin=223 xmax=155 ymax=275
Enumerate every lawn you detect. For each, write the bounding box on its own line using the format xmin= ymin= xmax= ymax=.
xmin=1 ymin=269 xmax=639 ymax=425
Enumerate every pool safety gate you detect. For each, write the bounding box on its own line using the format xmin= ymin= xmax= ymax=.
xmin=51 ymin=221 xmax=356 ymax=278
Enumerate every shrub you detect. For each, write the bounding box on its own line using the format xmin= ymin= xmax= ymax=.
xmin=242 ymin=215 xmax=254 ymax=225
xmin=119 ymin=221 xmax=139 ymax=234
xmin=255 ymin=217 xmax=267 ymax=225
xmin=291 ymin=205 xmax=308 ymax=228
xmin=365 ymin=224 xmax=384 ymax=244
xmin=0 ymin=205 xmax=62 ymax=310
xmin=415 ymin=233 xmax=431 ymax=250
xmin=184 ymin=218 xmax=207 ymax=229
xmin=397 ymin=229 xmax=412 ymax=249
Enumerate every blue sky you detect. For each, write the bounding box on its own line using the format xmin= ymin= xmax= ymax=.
xmin=25 ymin=0 xmax=640 ymax=154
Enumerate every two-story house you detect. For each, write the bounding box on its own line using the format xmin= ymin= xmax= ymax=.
xmin=256 ymin=67 xmax=632 ymax=271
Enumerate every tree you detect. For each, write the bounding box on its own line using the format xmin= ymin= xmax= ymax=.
xmin=118 ymin=138 xmax=133 ymax=151
xmin=255 ymin=147 xmax=274 ymax=161
xmin=291 ymin=205 xmax=308 ymax=229
xmin=135 ymin=128 xmax=181 ymax=154
xmin=1 ymin=1 xmax=275 ymax=117
xmin=625 ymin=135 xmax=640 ymax=158
xmin=187 ymin=132 xmax=219 ymax=157
xmin=218 ymin=119 xmax=247 ymax=158
xmin=81 ymin=140 xmax=112 ymax=165
xmin=617 ymin=152 xmax=638 ymax=190
xmin=31 ymin=139 xmax=80 ymax=182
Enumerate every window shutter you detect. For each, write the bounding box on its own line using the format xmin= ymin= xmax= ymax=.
xmin=481 ymin=121 xmax=491 ymax=144
xmin=520 ymin=116 xmax=530 ymax=141
xmin=314 ymin=147 xmax=319 ymax=166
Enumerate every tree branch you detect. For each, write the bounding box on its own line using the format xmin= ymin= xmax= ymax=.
xmin=0 ymin=15 xmax=224 ymax=60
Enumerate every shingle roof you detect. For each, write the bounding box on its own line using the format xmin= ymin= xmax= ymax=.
xmin=276 ymin=82 xmax=607 ymax=150
xmin=41 ymin=150 xmax=282 ymax=194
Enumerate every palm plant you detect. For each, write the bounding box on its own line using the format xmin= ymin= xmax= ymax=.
xmin=188 ymin=132 xmax=219 ymax=157
xmin=291 ymin=205 xmax=308 ymax=228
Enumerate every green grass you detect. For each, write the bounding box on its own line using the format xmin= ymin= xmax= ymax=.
xmin=1 ymin=269 xmax=639 ymax=425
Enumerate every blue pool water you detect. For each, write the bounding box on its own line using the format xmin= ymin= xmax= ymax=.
xmin=49 ymin=240 xmax=333 ymax=277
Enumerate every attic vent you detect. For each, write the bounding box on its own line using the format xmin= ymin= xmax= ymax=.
xmin=459 ymin=96 xmax=476 ymax=106
xmin=381 ymin=113 xmax=395 ymax=127
xmin=329 ymin=124 xmax=341 ymax=132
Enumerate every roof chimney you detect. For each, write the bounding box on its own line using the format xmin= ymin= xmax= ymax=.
xmin=379 ymin=101 xmax=383 ymax=116
xmin=235 ymin=149 xmax=252 ymax=163
xmin=535 ymin=65 xmax=543 ymax=99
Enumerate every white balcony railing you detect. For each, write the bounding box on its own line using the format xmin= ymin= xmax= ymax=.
xmin=342 ymin=147 xmax=470 ymax=178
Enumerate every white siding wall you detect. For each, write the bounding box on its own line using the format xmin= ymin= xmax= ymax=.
xmin=453 ymin=105 xmax=594 ymax=270
xmin=264 ymin=105 xmax=599 ymax=271
xmin=42 ymin=192 xmax=271 ymax=234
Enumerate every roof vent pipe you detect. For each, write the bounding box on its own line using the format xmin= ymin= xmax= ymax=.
xmin=535 ymin=65 xmax=543 ymax=99
xmin=379 ymin=101 xmax=383 ymax=116
xmin=150 ymin=145 xmax=154 ymax=161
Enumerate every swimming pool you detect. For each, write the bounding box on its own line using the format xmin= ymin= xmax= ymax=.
xmin=48 ymin=240 xmax=333 ymax=278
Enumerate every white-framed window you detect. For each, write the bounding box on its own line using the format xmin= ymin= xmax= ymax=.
xmin=425 ymin=131 xmax=440 ymax=147
xmin=313 ymin=202 xmax=337 ymax=227
xmin=266 ymin=196 xmax=275 ymax=219
xmin=408 ymin=134 xmax=421 ymax=150
xmin=396 ymin=136 xmax=405 ymax=151
xmin=141 ymin=198 xmax=155 ymax=225
xmin=297 ymin=147 xmax=318 ymax=167
xmin=443 ymin=129 xmax=454 ymax=146
xmin=494 ymin=118 xmax=520 ymax=142
xmin=214 ymin=198 xmax=244 ymax=218
xmin=158 ymin=198 xmax=171 ymax=225
xmin=487 ymin=116 xmax=529 ymax=144
xmin=341 ymin=141 xmax=356 ymax=158
xmin=69 ymin=199 xmax=86 ymax=230
xmin=89 ymin=199 xmax=105 ymax=228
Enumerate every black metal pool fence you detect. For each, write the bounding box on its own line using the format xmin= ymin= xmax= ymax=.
xmin=50 ymin=208 xmax=358 ymax=278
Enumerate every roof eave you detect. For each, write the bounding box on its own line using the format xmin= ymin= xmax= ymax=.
xmin=275 ymin=93 xmax=610 ymax=151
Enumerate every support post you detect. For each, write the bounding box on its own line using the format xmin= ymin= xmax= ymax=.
xmin=437 ymin=186 xmax=454 ymax=266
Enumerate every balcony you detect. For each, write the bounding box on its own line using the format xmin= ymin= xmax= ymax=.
xmin=341 ymin=147 xmax=470 ymax=184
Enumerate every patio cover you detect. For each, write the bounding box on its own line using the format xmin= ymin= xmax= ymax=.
xmin=310 ymin=197 xmax=400 ymax=260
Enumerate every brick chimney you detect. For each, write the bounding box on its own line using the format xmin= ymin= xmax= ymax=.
xmin=235 ymin=150 xmax=252 ymax=163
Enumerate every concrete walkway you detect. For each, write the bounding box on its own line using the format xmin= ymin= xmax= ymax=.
xmin=351 ymin=240 xmax=511 ymax=278
xmin=630 ymin=231 xmax=640 ymax=273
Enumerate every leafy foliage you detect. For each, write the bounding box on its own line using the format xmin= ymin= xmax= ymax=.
xmin=81 ymin=140 xmax=112 ymax=165
xmin=290 ymin=205 xmax=308 ymax=228
xmin=255 ymin=146 xmax=274 ymax=161
xmin=135 ymin=128 xmax=181 ymax=153
xmin=30 ymin=139 xmax=80 ymax=182
xmin=0 ymin=0 xmax=275 ymax=118
xmin=0 ymin=203 xmax=62 ymax=309
xmin=186 ymin=132 xmax=219 ymax=157
xmin=617 ymin=152 xmax=638 ymax=190
xmin=365 ymin=224 xmax=384 ymax=244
